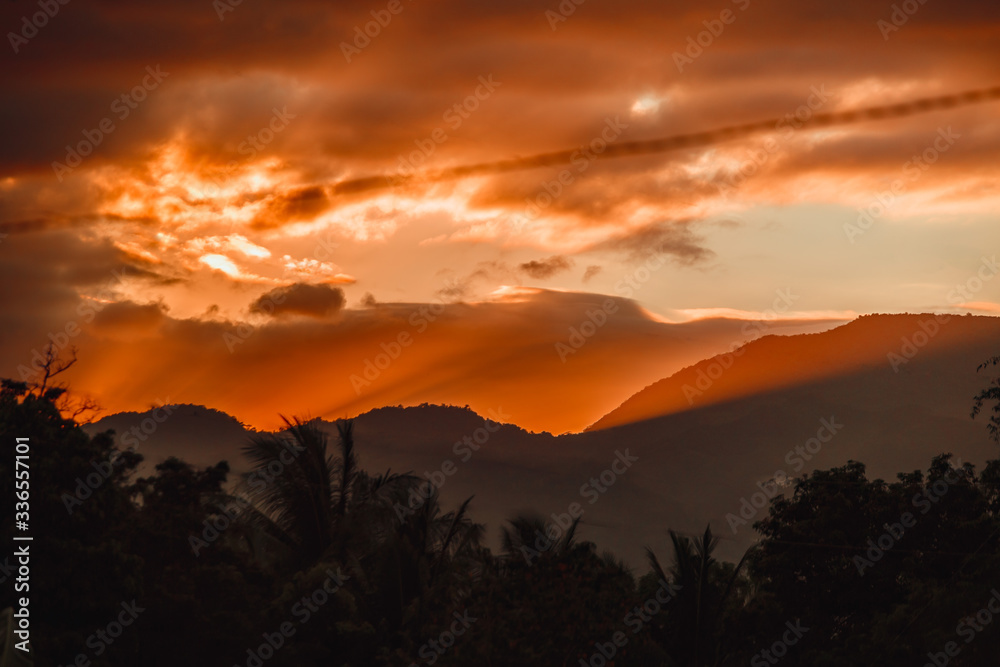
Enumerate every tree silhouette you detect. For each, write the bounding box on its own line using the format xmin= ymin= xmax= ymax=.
xmin=235 ymin=417 xmax=418 ymax=571
xmin=5 ymin=355 xmax=1000 ymax=665
xmin=646 ymin=525 xmax=752 ymax=666
xmin=972 ymin=355 xmax=1000 ymax=441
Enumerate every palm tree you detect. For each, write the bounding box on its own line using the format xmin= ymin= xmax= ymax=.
xmin=232 ymin=415 xmax=487 ymax=660
xmin=356 ymin=492 xmax=485 ymax=644
xmin=499 ymin=511 xmax=585 ymax=568
xmin=646 ymin=525 xmax=754 ymax=666
xmin=234 ymin=417 xmax=415 ymax=571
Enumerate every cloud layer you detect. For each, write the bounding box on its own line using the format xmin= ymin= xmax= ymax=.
xmin=2 ymin=0 xmax=999 ymax=428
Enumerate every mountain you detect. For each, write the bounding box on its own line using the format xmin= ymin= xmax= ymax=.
xmin=588 ymin=312 xmax=997 ymax=430
xmin=87 ymin=404 xmax=255 ymax=473
xmin=65 ymin=288 xmax=849 ymax=436
xmin=85 ymin=313 xmax=1000 ymax=567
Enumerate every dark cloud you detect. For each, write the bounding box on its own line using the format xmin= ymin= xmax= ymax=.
xmin=0 ymin=229 xmax=177 ymax=379
xmin=249 ymin=283 xmax=345 ymax=318
xmin=329 ymin=85 xmax=1000 ymax=198
xmin=519 ymin=256 xmax=573 ymax=279
xmin=434 ymin=278 xmax=468 ymax=302
xmin=2 ymin=0 xmax=998 ymax=183
xmin=90 ymin=301 xmax=169 ymax=338
xmin=582 ymin=265 xmax=602 ymax=282
xmin=251 ymin=185 xmax=330 ymax=230
xmin=590 ymin=221 xmax=713 ymax=266
xmin=437 ymin=261 xmax=518 ymax=302
xmin=0 ymin=230 xmax=166 ymax=309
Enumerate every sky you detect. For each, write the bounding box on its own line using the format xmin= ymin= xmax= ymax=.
xmin=1 ymin=0 xmax=999 ymax=432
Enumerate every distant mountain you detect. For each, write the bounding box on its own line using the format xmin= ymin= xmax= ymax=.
xmin=88 ymin=404 xmax=255 ymax=473
xmin=588 ymin=313 xmax=1000 ymax=430
xmin=86 ymin=314 xmax=1000 ymax=567
xmin=71 ymin=288 xmax=848 ymax=436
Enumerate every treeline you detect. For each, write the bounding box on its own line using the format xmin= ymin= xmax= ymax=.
xmin=2 ymin=377 xmax=1000 ymax=666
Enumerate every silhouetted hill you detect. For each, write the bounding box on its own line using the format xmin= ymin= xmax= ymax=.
xmin=86 ymin=314 xmax=1000 ymax=566
xmin=88 ymin=403 xmax=254 ymax=473
xmin=588 ymin=313 xmax=1000 ymax=430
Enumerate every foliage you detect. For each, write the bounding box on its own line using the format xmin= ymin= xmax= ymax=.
xmin=3 ymin=353 xmax=1000 ymax=665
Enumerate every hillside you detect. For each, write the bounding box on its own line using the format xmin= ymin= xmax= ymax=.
xmin=588 ymin=313 xmax=1000 ymax=430
xmin=86 ymin=314 xmax=1000 ymax=566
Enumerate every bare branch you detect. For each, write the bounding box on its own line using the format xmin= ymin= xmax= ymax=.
xmin=60 ymin=393 xmax=103 ymax=425
xmin=38 ymin=344 xmax=78 ymax=394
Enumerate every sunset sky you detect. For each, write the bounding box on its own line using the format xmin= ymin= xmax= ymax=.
xmin=2 ymin=0 xmax=999 ymax=432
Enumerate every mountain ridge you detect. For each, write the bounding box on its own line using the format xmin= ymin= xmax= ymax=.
xmin=84 ymin=312 xmax=1000 ymax=566
xmin=587 ymin=312 xmax=993 ymax=431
